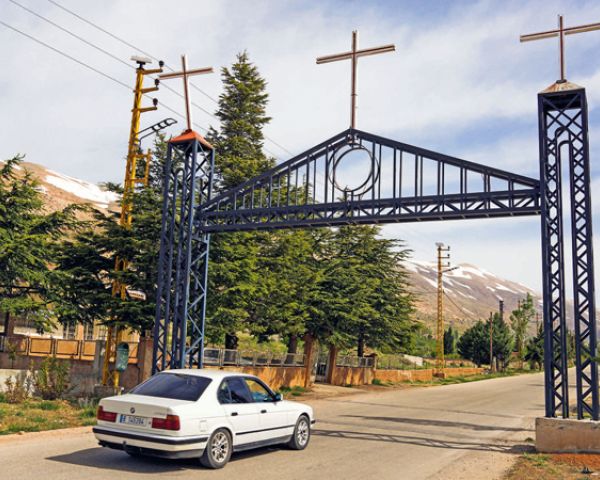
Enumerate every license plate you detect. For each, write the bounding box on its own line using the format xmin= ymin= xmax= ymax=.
xmin=119 ymin=414 xmax=149 ymax=427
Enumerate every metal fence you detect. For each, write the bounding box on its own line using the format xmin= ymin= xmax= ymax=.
xmin=335 ymin=355 xmax=375 ymax=368
xmin=203 ymin=348 xmax=305 ymax=367
xmin=0 ymin=336 xmax=138 ymax=364
xmin=376 ymin=354 xmax=425 ymax=370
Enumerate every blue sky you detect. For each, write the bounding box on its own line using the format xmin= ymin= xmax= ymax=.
xmin=3 ymin=0 xmax=600 ymax=300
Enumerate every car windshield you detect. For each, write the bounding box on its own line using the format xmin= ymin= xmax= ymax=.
xmin=130 ymin=373 xmax=212 ymax=401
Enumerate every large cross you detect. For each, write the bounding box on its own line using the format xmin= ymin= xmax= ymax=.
xmin=317 ymin=31 xmax=395 ymax=129
xmin=159 ymin=54 xmax=213 ymax=131
xmin=520 ymin=15 xmax=600 ymax=82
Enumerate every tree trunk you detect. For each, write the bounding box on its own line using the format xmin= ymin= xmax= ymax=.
xmin=287 ymin=334 xmax=298 ymax=354
xmin=302 ymin=333 xmax=316 ymax=388
xmin=357 ymin=333 xmax=365 ymax=358
xmin=225 ymin=333 xmax=238 ymax=350
xmin=326 ymin=344 xmax=338 ymax=385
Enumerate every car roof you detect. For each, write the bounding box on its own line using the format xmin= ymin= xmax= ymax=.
xmin=162 ymin=369 xmax=254 ymax=380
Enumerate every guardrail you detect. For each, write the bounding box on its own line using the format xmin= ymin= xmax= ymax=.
xmin=203 ymin=348 xmax=305 ymax=367
xmin=335 ymin=355 xmax=375 ymax=368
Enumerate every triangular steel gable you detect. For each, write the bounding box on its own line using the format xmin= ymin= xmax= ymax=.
xmin=200 ymin=128 xmax=540 ymax=232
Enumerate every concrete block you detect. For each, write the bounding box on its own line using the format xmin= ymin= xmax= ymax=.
xmin=536 ymin=417 xmax=600 ymax=453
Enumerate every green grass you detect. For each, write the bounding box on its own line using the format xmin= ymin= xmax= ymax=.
xmin=37 ymin=401 xmax=60 ymax=411
xmin=523 ymin=453 xmax=550 ymax=467
xmin=0 ymin=399 xmax=98 ymax=435
xmin=278 ymin=385 xmax=308 ymax=397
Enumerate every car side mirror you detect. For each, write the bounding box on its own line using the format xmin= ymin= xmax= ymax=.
xmin=274 ymin=393 xmax=283 ymax=402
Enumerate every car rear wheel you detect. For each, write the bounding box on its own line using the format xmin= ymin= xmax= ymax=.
xmin=287 ymin=415 xmax=310 ymax=450
xmin=200 ymin=428 xmax=232 ymax=469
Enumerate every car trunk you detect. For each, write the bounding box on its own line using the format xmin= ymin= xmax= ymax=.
xmin=100 ymin=394 xmax=192 ymax=434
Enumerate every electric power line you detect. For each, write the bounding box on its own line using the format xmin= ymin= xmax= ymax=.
xmin=0 ymin=19 xmax=131 ymax=89
xmin=0 ymin=19 xmax=209 ymax=134
xmin=443 ymin=290 xmax=479 ymax=322
xmin=45 ymin=0 xmax=296 ymax=158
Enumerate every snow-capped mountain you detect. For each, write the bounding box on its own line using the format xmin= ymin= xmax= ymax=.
xmin=3 ymin=160 xmax=118 ymax=212
xmin=405 ymin=260 xmax=542 ymax=333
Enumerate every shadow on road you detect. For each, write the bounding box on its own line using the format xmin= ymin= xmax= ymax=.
xmin=47 ymin=445 xmax=286 ymax=472
xmin=47 ymin=448 xmax=193 ymax=473
xmin=320 ymin=399 xmax=541 ymax=419
xmin=341 ymin=415 xmax=532 ymax=433
xmin=313 ymin=429 xmax=534 ymax=454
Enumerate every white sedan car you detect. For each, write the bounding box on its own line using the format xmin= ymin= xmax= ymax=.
xmin=93 ymin=369 xmax=314 ymax=469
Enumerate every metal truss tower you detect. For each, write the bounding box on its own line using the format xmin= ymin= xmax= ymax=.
xmin=539 ymin=82 xmax=598 ymax=420
xmin=153 ymin=131 xmax=214 ymax=372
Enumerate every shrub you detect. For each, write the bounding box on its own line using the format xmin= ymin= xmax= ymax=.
xmin=4 ymin=373 xmax=32 ymax=403
xmin=32 ymin=356 xmax=70 ymax=400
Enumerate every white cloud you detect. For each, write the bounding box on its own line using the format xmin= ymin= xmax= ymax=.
xmin=4 ymin=0 xmax=600 ymax=300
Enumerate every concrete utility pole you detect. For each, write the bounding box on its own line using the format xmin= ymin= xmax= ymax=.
xmin=102 ymin=56 xmax=162 ymax=388
xmin=489 ymin=311 xmax=494 ymax=372
xmin=435 ymin=243 xmax=456 ymax=374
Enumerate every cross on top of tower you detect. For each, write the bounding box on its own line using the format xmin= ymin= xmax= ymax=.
xmin=317 ymin=31 xmax=395 ymax=129
xmin=520 ymin=15 xmax=600 ymax=84
xmin=159 ymin=54 xmax=213 ymax=132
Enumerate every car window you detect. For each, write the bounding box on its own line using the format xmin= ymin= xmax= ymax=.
xmin=244 ymin=378 xmax=275 ymax=402
xmin=219 ymin=377 xmax=252 ymax=404
xmin=129 ymin=373 xmax=211 ymax=401
xmin=218 ymin=381 xmax=232 ymax=404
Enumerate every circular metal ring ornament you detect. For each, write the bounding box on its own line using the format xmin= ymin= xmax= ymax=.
xmin=328 ymin=141 xmax=380 ymax=197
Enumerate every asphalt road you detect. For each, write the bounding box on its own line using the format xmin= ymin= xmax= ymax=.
xmin=0 ymin=372 xmax=546 ymax=480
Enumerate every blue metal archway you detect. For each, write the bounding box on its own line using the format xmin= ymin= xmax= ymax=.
xmin=152 ymin=84 xmax=598 ymax=421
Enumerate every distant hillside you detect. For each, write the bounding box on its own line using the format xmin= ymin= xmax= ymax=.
xmin=2 ymin=160 xmax=118 ymax=213
xmin=405 ymin=260 xmax=542 ymax=334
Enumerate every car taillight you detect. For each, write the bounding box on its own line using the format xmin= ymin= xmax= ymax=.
xmin=151 ymin=414 xmax=180 ymax=431
xmin=97 ymin=406 xmax=117 ymax=422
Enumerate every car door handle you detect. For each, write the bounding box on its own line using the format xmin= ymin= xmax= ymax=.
xmin=260 ymin=409 xmax=267 ymax=414
xmin=231 ymin=412 xmax=238 ymax=416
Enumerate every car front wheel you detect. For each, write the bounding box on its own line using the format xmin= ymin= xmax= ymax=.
xmin=287 ymin=415 xmax=310 ymax=450
xmin=200 ymin=428 xmax=232 ymax=469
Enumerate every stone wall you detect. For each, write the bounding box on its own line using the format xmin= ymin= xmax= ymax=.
xmin=374 ymin=367 xmax=484 ymax=383
xmin=329 ymin=365 xmax=374 ymax=386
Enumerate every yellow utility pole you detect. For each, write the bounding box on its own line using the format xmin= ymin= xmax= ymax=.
xmin=435 ymin=243 xmax=455 ymax=375
xmin=102 ymin=56 xmax=163 ymax=388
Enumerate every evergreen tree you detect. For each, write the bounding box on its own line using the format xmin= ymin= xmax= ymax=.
xmin=307 ymin=226 xmax=415 ymax=355
xmin=205 ymin=52 xmax=277 ymax=349
xmin=208 ymin=51 xmax=273 ymax=190
xmin=524 ymin=325 xmax=544 ymax=370
xmin=0 ymin=155 xmax=79 ymax=332
xmin=457 ymin=321 xmax=488 ymax=367
xmin=51 ymin=138 xmax=166 ymax=334
xmin=458 ymin=314 xmax=514 ymax=369
xmin=443 ymin=325 xmax=458 ymax=355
